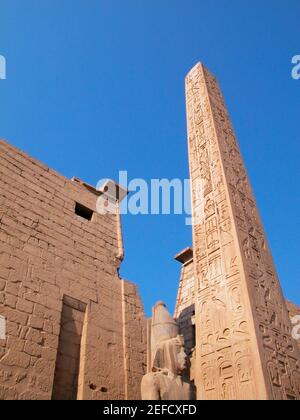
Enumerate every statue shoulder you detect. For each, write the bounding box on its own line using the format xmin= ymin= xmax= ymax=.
xmin=141 ymin=372 xmax=160 ymax=385
xmin=141 ymin=372 xmax=161 ymax=400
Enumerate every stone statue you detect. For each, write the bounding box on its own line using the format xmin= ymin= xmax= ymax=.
xmin=141 ymin=301 xmax=191 ymax=400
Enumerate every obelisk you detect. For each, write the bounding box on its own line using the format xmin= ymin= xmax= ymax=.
xmin=186 ymin=63 xmax=300 ymax=400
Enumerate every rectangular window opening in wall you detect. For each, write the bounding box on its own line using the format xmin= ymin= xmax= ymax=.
xmin=75 ymin=202 xmax=93 ymax=221
xmin=52 ymin=296 xmax=87 ymax=400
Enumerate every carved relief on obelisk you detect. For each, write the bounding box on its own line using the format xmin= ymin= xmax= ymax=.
xmin=186 ymin=63 xmax=300 ymax=400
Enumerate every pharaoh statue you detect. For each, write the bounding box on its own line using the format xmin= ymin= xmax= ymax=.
xmin=141 ymin=301 xmax=191 ymax=400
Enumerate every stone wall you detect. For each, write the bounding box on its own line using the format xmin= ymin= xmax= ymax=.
xmin=0 ymin=139 xmax=146 ymax=400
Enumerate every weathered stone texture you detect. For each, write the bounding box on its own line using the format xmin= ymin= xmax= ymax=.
xmin=184 ymin=63 xmax=300 ymax=400
xmin=122 ymin=280 xmax=147 ymax=400
xmin=0 ymin=139 xmax=146 ymax=400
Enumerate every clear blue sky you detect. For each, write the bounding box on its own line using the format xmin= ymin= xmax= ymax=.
xmin=0 ymin=0 xmax=299 ymax=316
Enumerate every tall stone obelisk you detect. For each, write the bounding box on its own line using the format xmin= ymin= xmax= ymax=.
xmin=186 ymin=63 xmax=300 ymax=400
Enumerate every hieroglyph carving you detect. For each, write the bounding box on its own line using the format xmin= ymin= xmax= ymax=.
xmin=186 ymin=63 xmax=300 ymax=400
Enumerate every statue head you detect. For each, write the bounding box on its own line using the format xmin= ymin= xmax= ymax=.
xmin=152 ymin=335 xmax=187 ymax=375
xmin=151 ymin=302 xmax=187 ymax=376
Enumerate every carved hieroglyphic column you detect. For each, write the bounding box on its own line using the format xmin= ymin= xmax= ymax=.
xmin=186 ymin=63 xmax=300 ymax=400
